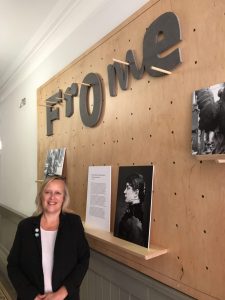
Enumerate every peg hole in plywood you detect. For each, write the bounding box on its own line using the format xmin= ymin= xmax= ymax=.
xmin=180 ymin=266 xmax=184 ymax=279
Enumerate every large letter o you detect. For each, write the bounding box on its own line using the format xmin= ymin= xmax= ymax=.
xmin=79 ymin=73 xmax=103 ymax=127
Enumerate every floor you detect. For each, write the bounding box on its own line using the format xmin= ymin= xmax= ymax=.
xmin=0 ymin=271 xmax=16 ymax=300
xmin=0 ymin=282 xmax=10 ymax=300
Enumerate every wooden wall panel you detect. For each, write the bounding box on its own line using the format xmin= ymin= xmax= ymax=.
xmin=37 ymin=0 xmax=225 ymax=299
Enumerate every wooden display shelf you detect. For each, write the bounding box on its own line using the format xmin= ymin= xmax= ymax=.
xmin=84 ymin=224 xmax=168 ymax=260
xmin=194 ymin=153 xmax=225 ymax=163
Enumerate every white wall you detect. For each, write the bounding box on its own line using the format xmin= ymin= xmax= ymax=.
xmin=0 ymin=0 xmax=149 ymax=216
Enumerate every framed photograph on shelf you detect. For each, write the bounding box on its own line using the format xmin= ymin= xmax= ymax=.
xmin=114 ymin=165 xmax=154 ymax=248
xmin=44 ymin=148 xmax=66 ymax=177
xmin=192 ymin=82 xmax=225 ymax=161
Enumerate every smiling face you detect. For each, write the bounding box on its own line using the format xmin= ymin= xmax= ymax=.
xmin=41 ymin=179 xmax=65 ymax=215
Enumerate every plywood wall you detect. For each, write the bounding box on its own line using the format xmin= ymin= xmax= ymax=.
xmin=37 ymin=1 xmax=225 ymax=299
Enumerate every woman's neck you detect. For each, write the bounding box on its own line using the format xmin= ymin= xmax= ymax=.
xmin=131 ymin=199 xmax=140 ymax=205
xmin=41 ymin=213 xmax=60 ymax=230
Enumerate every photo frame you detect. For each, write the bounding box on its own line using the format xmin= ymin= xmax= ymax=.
xmin=114 ymin=165 xmax=154 ymax=248
xmin=192 ymin=82 xmax=225 ymax=158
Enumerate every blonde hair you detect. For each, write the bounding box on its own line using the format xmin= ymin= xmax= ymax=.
xmin=34 ymin=176 xmax=70 ymax=215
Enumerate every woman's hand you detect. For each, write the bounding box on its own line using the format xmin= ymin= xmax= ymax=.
xmin=34 ymin=294 xmax=46 ymax=300
xmin=44 ymin=286 xmax=68 ymax=300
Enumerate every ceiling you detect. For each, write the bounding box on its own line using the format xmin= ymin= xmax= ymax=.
xmin=0 ymin=0 xmax=58 ymax=89
xmin=0 ymin=0 xmax=148 ymax=95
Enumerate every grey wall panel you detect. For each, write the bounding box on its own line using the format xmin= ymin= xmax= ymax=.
xmin=120 ymin=289 xmax=130 ymax=300
xmin=0 ymin=205 xmax=24 ymax=279
xmin=80 ymin=272 xmax=89 ymax=300
xmin=102 ymin=277 xmax=110 ymax=300
xmin=86 ymin=250 xmax=195 ymax=300
xmin=111 ymin=284 xmax=120 ymax=300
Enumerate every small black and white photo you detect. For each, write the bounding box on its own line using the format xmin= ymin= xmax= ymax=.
xmin=192 ymin=82 xmax=225 ymax=155
xmin=114 ymin=165 xmax=154 ymax=248
xmin=44 ymin=148 xmax=66 ymax=177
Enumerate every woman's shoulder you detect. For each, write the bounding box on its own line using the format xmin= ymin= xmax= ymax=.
xmin=17 ymin=215 xmax=40 ymax=231
xmin=62 ymin=212 xmax=82 ymax=223
xmin=61 ymin=212 xmax=84 ymax=232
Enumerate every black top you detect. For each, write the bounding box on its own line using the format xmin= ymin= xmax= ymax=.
xmin=7 ymin=212 xmax=90 ymax=300
xmin=118 ymin=203 xmax=144 ymax=246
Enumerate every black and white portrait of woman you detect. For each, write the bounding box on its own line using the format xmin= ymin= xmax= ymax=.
xmin=114 ymin=166 xmax=154 ymax=248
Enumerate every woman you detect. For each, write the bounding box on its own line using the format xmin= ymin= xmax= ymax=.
xmin=7 ymin=176 xmax=90 ymax=300
xmin=118 ymin=173 xmax=146 ymax=247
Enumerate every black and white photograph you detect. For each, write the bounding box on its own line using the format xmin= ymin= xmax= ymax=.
xmin=192 ymin=82 xmax=225 ymax=155
xmin=114 ymin=165 xmax=154 ymax=248
xmin=44 ymin=147 xmax=66 ymax=177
